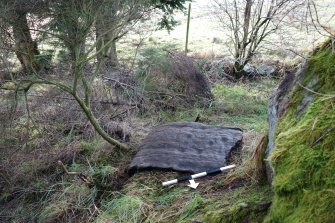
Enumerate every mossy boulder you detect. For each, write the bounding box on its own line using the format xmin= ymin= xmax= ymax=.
xmin=265 ymin=41 xmax=335 ymax=222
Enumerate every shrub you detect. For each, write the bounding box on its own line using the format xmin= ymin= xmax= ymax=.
xmin=137 ymin=47 xmax=213 ymax=109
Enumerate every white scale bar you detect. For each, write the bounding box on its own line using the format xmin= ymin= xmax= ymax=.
xmin=162 ymin=164 xmax=236 ymax=186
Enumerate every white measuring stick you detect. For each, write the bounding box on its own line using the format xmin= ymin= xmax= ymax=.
xmin=162 ymin=164 xmax=236 ymax=187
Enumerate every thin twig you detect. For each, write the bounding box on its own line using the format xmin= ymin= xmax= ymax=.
xmin=57 ymin=160 xmax=92 ymax=184
xmin=286 ymin=49 xmax=308 ymax=59
xmin=298 ymin=83 xmax=335 ymax=98
xmin=312 ymin=125 xmax=335 ymax=147
xmin=57 ymin=160 xmax=80 ymax=175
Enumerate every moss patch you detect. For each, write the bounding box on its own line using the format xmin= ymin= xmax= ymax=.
xmin=265 ymin=41 xmax=335 ymax=222
xmin=202 ymin=185 xmax=273 ymax=223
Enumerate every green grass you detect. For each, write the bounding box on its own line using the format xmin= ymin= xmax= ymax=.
xmin=96 ymin=195 xmax=148 ymax=223
xmin=38 ymin=183 xmax=95 ymax=222
xmin=155 ymin=78 xmax=278 ymax=132
xmin=177 ymin=194 xmax=205 ymax=222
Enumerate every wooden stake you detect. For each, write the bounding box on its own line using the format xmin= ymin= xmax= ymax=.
xmin=185 ymin=3 xmax=191 ymax=54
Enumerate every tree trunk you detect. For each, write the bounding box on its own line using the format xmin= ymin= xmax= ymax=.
xmin=109 ymin=40 xmax=119 ymax=67
xmin=12 ymin=11 xmax=39 ymax=73
xmin=96 ymin=0 xmax=120 ymax=68
xmin=69 ymin=43 xmax=86 ymax=70
xmin=233 ymin=61 xmax=245 ymax=79
xmin=96 ymin=27 xmax=119 ymax=68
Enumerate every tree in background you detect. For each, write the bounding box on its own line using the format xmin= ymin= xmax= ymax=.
xmin=47 ymin=0 xmax=100 ymax=69
xmin=212 ymin=0 xmax=304 ymax=79
xmin=0 ymin=0 xmax=48 ymax=73
xmin=304 ymin=0 xmax=335 ymax=40
xmin=95 ymin=0 xmax=190 ymax=68
xmin=0 ymin=0 xmax=191 ymax=150
xmin=95 ymin=0 xmax=147 ymax=67
xmin=0 ymin=0 xmax=190 ymax=72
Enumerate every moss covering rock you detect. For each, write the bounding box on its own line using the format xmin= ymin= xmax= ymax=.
xmin=265 ymin=41 xmax=335 ymax=222
xmin=202 ymin=185 xmax=273 ymax=223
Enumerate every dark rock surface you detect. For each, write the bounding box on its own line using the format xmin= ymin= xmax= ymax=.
xmin=129 ymin=122 xmax=243 ymax=174
xmin=266 ymin=62 xmax=307 ymax=182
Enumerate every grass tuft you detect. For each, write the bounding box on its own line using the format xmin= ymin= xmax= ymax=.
xmin=96 ymin=196 xmax=148 ymax=223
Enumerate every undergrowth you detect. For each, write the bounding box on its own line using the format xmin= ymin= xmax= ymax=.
xmin=0 ymin=57 xmax=277 ymax=222
xmin=93 ymin=170 xmax=272 ymax=223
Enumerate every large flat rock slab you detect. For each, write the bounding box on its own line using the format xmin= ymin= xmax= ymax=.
xmin=129 ymin=122 xmax=243 ymax=174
